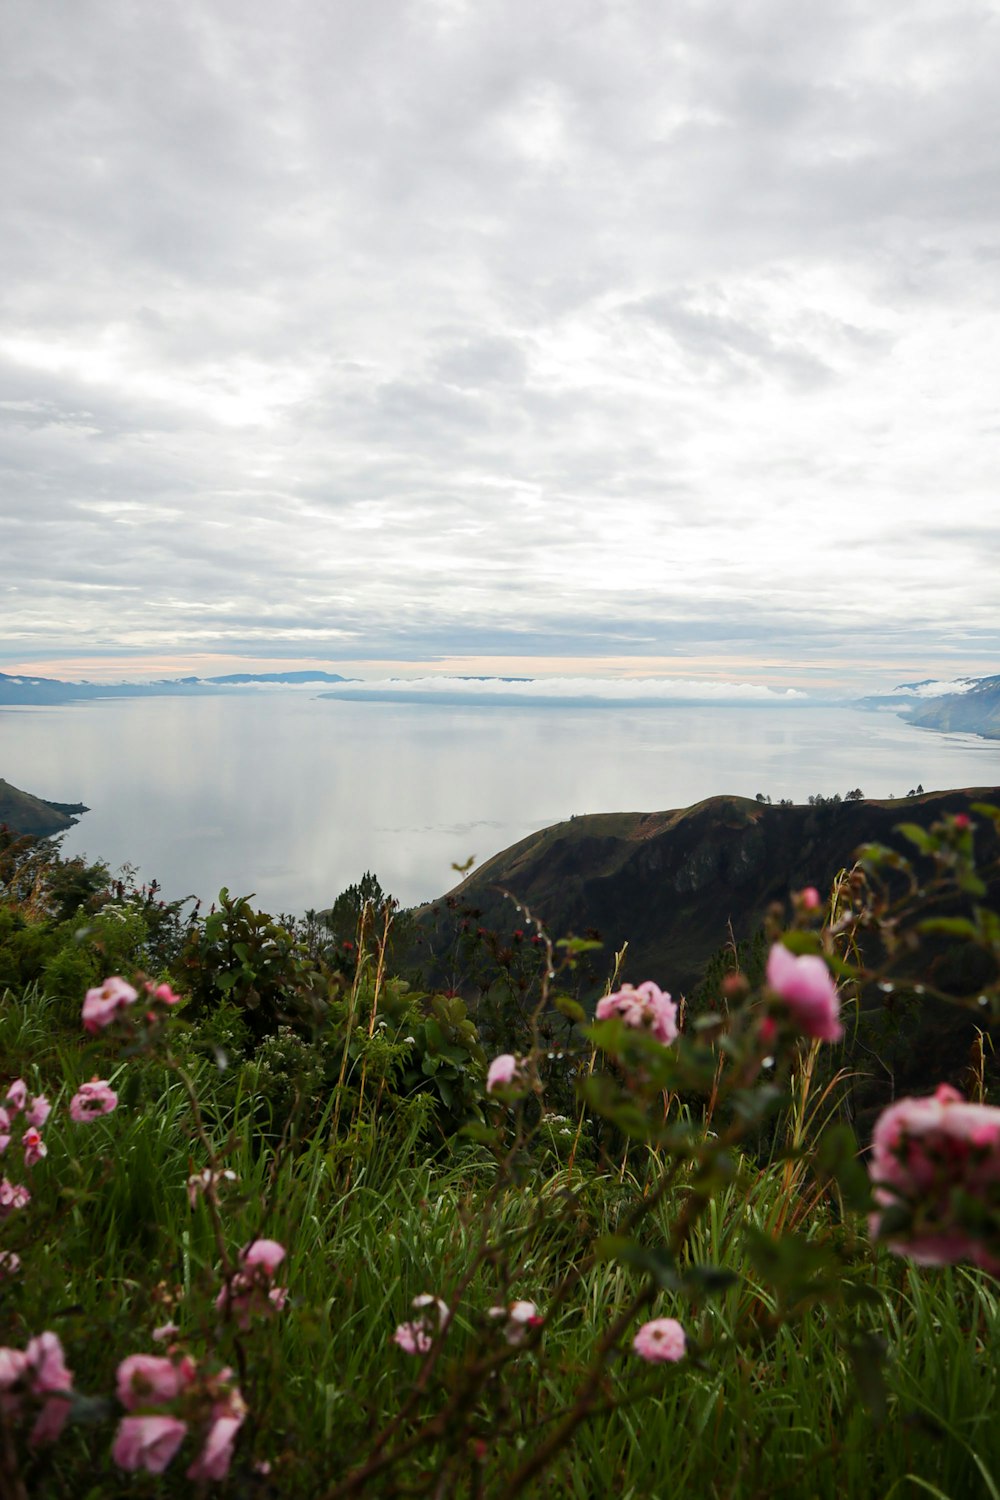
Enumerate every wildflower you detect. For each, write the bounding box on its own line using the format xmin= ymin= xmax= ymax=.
xmin=145 ymin=981 xmax=182 ymax=1007
xmin=186 ymin=1167 xmax=238 ymax=1208
xmin=69 ymin=1080 xmax=118 ymax=1122
xmin=25 ymin=1095 xmax=51 ymax=1129
xmin=0 ymin=1178 xmax=30 ymax=1217
xmin=241 ymin=1238 xmax=286 ymax=1275
xmin=595 ymin=981 xmax=679 ymax=1045
xmin=0 ymin=1333 xmax=75 ymax=1447
xmin=796 ymin=886 xmax=822 ymax=910
xmin=765 ymin=944 xmax=843 ymax=1042
xmin=82 ymin=976 xmax=138 ymax=1032
xmin=21 ymin=1127 xmax=46 ymax=1168
xmin=113 ymin=1415 xmax=188 ymax=1474
xmin=869 ymin=1084 xmax=1000 ymax=1272
xmin=393 ymin=1294 xmax=449 ymax=1354
xmin=486 ymin=1054 xmax=524 ymax=1093
xmin=187 ymin=1414 xmax=244 ymax=1482
xmin=151 ymin=1323 xmax=179 ymax=1343
xmin=632 ymin=1318 xmax=686 ymax=1363
xmin=4 ymin=1080 xmax=27 ymax=1114
xmin=0 ymin=1251 xmax=21 ymax=1279
xmin=0 ymin=1107 xmax=9 ymax=1154
xmin=117 ymin=1354 xmax=194 ymax=1411
xmin=488 ymin=1299 xmax=543 ymax=1345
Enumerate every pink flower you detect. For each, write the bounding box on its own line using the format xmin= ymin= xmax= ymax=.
xmin=632 ymin=1317 xmax=686 ymax=1363
xmin=25 ymin=1333 xmax=72 ymax=1395
xmin=869 ymin=1084 xmax=1000 ymax=1272
xmin=4 ymin=1080 xmax=27 ymax=1114
xmin=69 ymin=1080 xmax=118 ymax=1122
xmin=186 ymin=1167 xmax=238 ymax=1207
xmin=25 ymin=1095 xmax=51 ymax=1129
xmin=82 ymin=977 xmax=138 ymax=1033
xmin=488 ymin=1299 xmax=543 ymax=1345
xmin=0 ymin=1178 xmax=30 ymax=1217
xmin=151 ymin=1323 xmax=179 ymax=1344
xmin=186 ymin=1414 xmax=243 ymax=1482
xmin=117 ymin=1354 xmax=193 ymax=1411
xmin=145 ymin=981 xmax=182 ymax=1007
xmin=393 ymin=1294 xmax=449 ymax=1354
xmin=22 ymin=1127 xmax=46 ymax=1168
xmin=0 ymin=1348 xmax=28 ymax=1389
xmin=595 ymin=981 xmax=679 ymax=1045
xmin=486 ymin=1054 xmax=522 ymax=1093
xmin=241 ymin=1239 xmax=286 ymax=1275
xmin=0 ymin=1107 xmax=10 ymax=1155
xmin=113 ymin=1415 xmax=188 ymax=1474
xmin=765 ymin=944 xmax=843 ymax=1042
xmin=0 ymin=1251 xmax=21 ymax=1279
xmin=30 ymin=1396 xmax=71 ymax=1447
xmin=796 ymin=886 xmax=822 ymax=911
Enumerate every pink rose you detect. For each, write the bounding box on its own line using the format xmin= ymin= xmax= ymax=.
xmin=632 ymin=1317 xmax=686 ymax=1363
xmin=0 ymin=1251 xmax=21 ymax=1279
xmin=0 ymin=1178 xmax=30 ymax=1217
xmin=25 ymin=1333 xmax=72 ymax=1395
xmin=82 ymin=977 xmax=138 ymax=1033
xmin=4 ymin=1080 xmax=27 ymax=1114
xmin=30 ymin=1396 xmax=71 ymax=1447
xmin=117 ymin=1354 xmax=193 ymax=1411
xmin=241 ymin=1239 xmax=286 ymax=1276
xmin=0 ymin=1107 xmax=10 ymax=1155
xmin=22 ymin=1127 xmax=46 ymax=1168
xmin=488 ymin=1299 xmax=543 ymax=1346
xmin=145 ymin=981 xmax=182 ymax=1007
xmin=69 ymin=1080 xmax=118 ymax=1122
xmin=869 ymin=1084 xmax=1000 ymax=1271
xmin=595 ymin=982 xmax=679 ymax=1045
xmin=186 ymin=1414 xmax=244 ymax=1482
xmin=24 ymin=1095 xmax=51 ymax=1129
xmin=486 ymin=1054 xmax=522 ymax=1093
xmin=113 ymin=1415 xmax=188 ymax=1474
xmin=765 ymin=944 xmax=843 ymax=1042
xmin=0 ymin=1348 xmax=28 ymax=1390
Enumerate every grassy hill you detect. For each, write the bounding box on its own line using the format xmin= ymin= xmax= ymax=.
xmin=0 ymin=777 xmax=88 ymax=836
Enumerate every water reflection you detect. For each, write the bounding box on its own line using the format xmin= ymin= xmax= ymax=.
xmin=1 ymin=696 xmax=996 ymax=913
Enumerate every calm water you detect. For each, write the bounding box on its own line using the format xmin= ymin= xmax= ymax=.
xmin=2 ymin=696 xmax=997 ymax=912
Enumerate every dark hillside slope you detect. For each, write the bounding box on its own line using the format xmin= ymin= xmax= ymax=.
xmin=421 ymin=789 xmax=1000 ymax=998
xmin=0 ymin=778 xmax=88 ymax=837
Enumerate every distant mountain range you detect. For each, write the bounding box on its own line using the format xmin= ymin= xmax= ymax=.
xmin=0 ymin=777 xmax=88 ymax=837
xmin=0 ymin=670 xmax=349 ymax=705
xmin=861 ymin=673 xmax=1000 ymax=740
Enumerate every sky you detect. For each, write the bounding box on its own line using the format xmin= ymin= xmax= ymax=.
xmin=3 ymin=0 xmax=1000 ymax=696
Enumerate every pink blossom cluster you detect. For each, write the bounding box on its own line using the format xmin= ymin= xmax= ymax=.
xmin=69 ymin=1078 xmax=118 ymax=1122
xmin=486 ymin=1054 xmax=528 ymax=1094
xmin=393 ymin=1294 xmax=450 ymax=1355
xmin=112 ymin=1352 xmax=246 ymax=1480
xmin=0 ymin=1079 xmax=49 ymax=1220
xmin=595 ymin=981 xmax=679 ymax=1046
xmin=632 ymin=1317 xmax=686 ymax=1364
xmin=869 ymin=1084 xmax=1000 ymax=1272
xmin=215 ymin=1239 xmax=288 ymax=1330
xmin=0 ymin=1331 xmax=74 ymax=1447
xmin=487 ymin=1299 xmax=543 ymax=1346
xmin=765 ymin=944 xmax=843 ymax=1043
xmin=82 ymin=975 xmax=182 ymax=1034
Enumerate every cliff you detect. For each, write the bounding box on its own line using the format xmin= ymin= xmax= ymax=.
xmin=0 ymin=778 xmax=88 ymax=837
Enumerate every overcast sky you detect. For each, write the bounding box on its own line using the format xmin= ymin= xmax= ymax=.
xmin=3 ymin=0 xmax=1000 ymax=693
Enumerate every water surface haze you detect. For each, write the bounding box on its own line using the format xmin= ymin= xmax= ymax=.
xmin=2 ymin=695 xmax=997 ymax=913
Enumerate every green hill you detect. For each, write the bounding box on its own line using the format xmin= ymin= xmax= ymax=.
xmin=0 ymin=777 xmax=88 ymax=837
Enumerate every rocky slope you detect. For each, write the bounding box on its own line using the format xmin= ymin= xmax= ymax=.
xmin=0 ymin=778 xmax=88 ymax=837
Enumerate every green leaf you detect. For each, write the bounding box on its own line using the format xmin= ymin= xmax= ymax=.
xmin=556 ymin=937 xmax=604 ymax=955
xmin=554 ymin=994 xmax=586 ymax=1024
xmin=917 ymin=916 xmax=978 ymax=939
xmin=895 ymin=822 xmax=937 ymax=854
xmin=847 ymin=1333 xmax=888 ymax=1422
xmin=594 ymin=1236 xmax=678 ymax=1291
xmin=812 ymin=1122 xmax=871 ymax=1212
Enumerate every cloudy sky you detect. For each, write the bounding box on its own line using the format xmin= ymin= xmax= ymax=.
xmin=3 ymin=0 xmax=1000 ymax=694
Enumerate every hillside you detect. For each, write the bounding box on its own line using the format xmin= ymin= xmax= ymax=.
xmin=0 ymin=777 xmax=88 ymax=837
xmin=906 ymin=676 xmax=1000 ymax=739
xmin=423 ymin=788 xmax=995 ymax=993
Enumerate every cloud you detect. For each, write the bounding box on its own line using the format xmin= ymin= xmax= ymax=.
xmin=320 ymin=674 xmax=807 ymax=705
xmin=1 ymin=0 xmax=999 ymax=687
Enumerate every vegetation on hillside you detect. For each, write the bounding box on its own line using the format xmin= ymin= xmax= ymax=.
xmin=0 ymin=804 xmax=999 ymax=1495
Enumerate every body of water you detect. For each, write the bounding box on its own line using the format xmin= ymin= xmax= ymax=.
xmin=2 ymin=695 xmax=997 ymax=913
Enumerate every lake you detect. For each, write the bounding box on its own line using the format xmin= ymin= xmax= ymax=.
xmin=1 ymin=695 xmax=997 ymax=913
